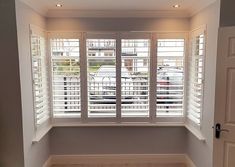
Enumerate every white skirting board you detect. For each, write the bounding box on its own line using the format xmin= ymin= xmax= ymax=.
xmin=43 ymin=156 xmax=52 ymax=167
xmin=43 ymin=154 xmax=196 ymax=167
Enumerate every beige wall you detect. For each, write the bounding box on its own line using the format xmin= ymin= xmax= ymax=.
xmin=15 ymin=1 xmax=50 ymax=167
xmin=47 ymin=17 xmax=189 ymax=32
xmin=0 ymin=0 xmax=24 ymax=167
xmin=187 ymin=1 xmax=220 ymax=167
xmin=50 ymin=127 xmax=187 ymax=155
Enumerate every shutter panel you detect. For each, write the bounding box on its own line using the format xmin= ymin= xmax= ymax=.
xmin=187 ymin=33 xmax=205 ymax=125
xmin=121 ymin=39 xmax=150 ymax=117
xmin=51 ymin=38 xmax=81 ymax=118
xmin=156 ymin=39 xmax=185 ymax=116
xmin=87 ymin=39 xmax=116 ymax=117
xmin=30 ymin=27 xmax=50 ymax=126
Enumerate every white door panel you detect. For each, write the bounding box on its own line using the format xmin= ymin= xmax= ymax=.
xmin=214 ymin=27 xmax=235 ymax=167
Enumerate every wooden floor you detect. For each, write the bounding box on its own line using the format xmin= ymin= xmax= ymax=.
xmin=51 ymin=163 xmax=186 ymax=167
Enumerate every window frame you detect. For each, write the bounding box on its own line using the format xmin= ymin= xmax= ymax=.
xmin=153 ymin=33 xmax=188 ymax=123
xmin=119 ymin=33 xmax=152 ymax=122
xmin=46 ymin=31 xmax=191 ymax=126
xmin=85 ymin=32 xmax=119 ymax=122
xmin=186 ymin=26 xmax=207 ymax=130
xmin=48 ymin=32 xmax=83 ymax=125
xmin=30 ymin=25 xmax=52 ymax=142
xmin=30 ymin=25 xmax=50 ymax=126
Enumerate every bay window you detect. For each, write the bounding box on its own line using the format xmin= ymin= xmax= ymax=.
xmin=31 ymin=31 xmax=206 ymax=127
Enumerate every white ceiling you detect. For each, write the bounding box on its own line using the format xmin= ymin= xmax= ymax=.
xmin=19 ymin=0 xmax=217 ymax=18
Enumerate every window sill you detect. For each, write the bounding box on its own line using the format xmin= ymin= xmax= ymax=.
xmin=32 ymin=121 xmax=52 ymax=143
xmin=52 ymin=117 xmax=185 ymax=127
xmin=53 ymin=122 xmax=186 ymax=127
xmin=32 ymin=120 xmax=206 ymax=143
xmin=185 ymin=124 xmax=206 ymax=141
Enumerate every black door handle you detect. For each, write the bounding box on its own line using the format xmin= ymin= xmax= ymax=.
xmin=214 ymin=123 xmax=229 ymax=139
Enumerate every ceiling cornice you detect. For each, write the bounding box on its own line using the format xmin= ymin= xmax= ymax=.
xmin=46 ymin=10 xmax=191 ymax=18
xmin=189 ymin=0 xmax=218 ymax=17
xmin=19 ymin=0 xmax=217 ymax=18
xmin=18 ymin=0 xmax=47 ymax=16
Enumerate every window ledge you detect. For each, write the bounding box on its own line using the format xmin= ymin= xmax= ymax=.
xmin=185 ymin=124 xmax=206 ymax=141
xmin=32 ymin=121 xmax=206 ymax=143
xmin=53 ymin=122 xmax=185 ymax=127
xmin=32 ymin=124 xmax=52 ymax=143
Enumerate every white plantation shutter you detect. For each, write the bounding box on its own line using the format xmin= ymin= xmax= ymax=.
xmin=187 ymin=30 xmax=206 ymax=125
xmin=51 ymin=38 xmax=81 ymax=118
xmin=87 ymin=39 xmax=116 ymax=117
xmin=156 ymin=39 xmax=185 ymax=117
xmin=121 ymin=39 xmax=150 ymax=117
xmin=30 ymin=26 xmax=50 ymax=126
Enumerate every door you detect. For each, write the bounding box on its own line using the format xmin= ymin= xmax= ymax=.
xmin=214 ymin=27 xmax=235 ymax=167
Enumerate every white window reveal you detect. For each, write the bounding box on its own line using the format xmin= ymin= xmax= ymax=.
xmin=156 ymin=39 xmax=185 ymax=117
xmin=87 ymin=39 xmax=116 ymax=118
xmin=121 ymin=39 xmax=150 ymax=117
xmin=51 ymin=38 xmax=81 ymax=118
xmin=187 ymin=30 xmax=206 ymax=126
xmin=30 ymin=26 xmax=50 ymax=126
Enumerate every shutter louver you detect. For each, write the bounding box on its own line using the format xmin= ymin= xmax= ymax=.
xmin=156 ymin=39 xmax=185 ymax=117
xmin=30 ymin=28 xmax=50 ymax=126
xmin=51 ymin=38 xmax=81 ymax=118
xmin=187 ymin=33 xmax=205 ymax=125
